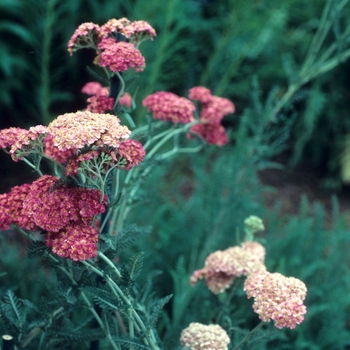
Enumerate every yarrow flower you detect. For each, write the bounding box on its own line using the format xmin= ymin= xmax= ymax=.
xmin=180 ymin=323 xmax=230 ymax=350
xmin=119 ymin=92 xmax=133 ymax=108
xmin=0 ymin=183 xmax=36 ymax=231
xmin=99 ymin=18 xmax=131 ymax=39
xmin=22 ymin=175 xmax=106 ymax=233
xmin=116 ymin=139 xmax=146 ymax=170
xmin=188 ymin=86 xmax=234 ymax=146
xmin=190 ymin=241 xmax=266 ymax=294
xmin=189 ymin=123 xmax=228 ymax=146
xmin=142 ymin=91 xmax=195 ymax=124
xmin=46 ymin=223 xmax=99 ymax=261
xmin=67 ymin=22 xmax=101 ymax=55
xmin=98 ymin=39 xmax=145 ymax=73
xmin=47 ymin=111 xmax=131 ymax=152
xmin=0 ymin=126 xmax=48 ymax=161
xmin=244 ymin=271 xmax=307 ymax=329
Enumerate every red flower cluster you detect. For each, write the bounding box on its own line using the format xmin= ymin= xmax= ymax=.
xmin=116 ymin=139 xmax=146 ymax=170
xmin=0 ymin=184 xmax=35 ymax=231
xmin=188 ymin=86 xmax=235 ymax=146
xmin=142 ymin=91 xmax=195 ymax=124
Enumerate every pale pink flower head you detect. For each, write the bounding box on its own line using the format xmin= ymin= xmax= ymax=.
xmin=0 ymin=183 xmax=36 ymax=231
xmin=98 ymin=39 xmax=145 ymax=73
xmin=47 ymin=111 xmax=131 ymax=152
xmin=188 ymin=86 xmax=213 ymax=104
xmin=189 ymin=123 xmax=228 ymax=146
xmin=200 ymin=96 xmax=235 ymax=124
xmin=99 ymin=18 xmax=131 ymax=39
xmin=86 ymin=95 xmax=114 ymax=113
xmin=122 ymin=20 xmax=157 ymax=45
xmin=190 ymin=242 xmax=266 ymax=294
xmin=47 ymin=223 xmax=99 ymax=261
xmin=180 ymin=323 xmax=230 ymax=350
xmin=116 ymin=139 xmax=145 ymax=170
xmin=142 ymin=91 xmax=195 ymax=124
xmin=119 ymin=92 xmax=133 ymax=108
xmin=0 ymin=127 xmax=28 ymax=150
xmin=9 ymin=125 xmax=48 ymax=161
xmin=244 ymin=271 xmax=307 ymax=329
xmin=81 ymin=82 xmax=109 ymax=96
xmin=68 ymin=22 xmax=101 ymax=55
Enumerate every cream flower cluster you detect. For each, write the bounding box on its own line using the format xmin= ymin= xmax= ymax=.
xmin=180 ymin=323 xmax=230 ymax=350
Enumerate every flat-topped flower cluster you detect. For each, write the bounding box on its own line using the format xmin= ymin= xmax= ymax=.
xmin=190 ymin=217 xmax=307 ymax=331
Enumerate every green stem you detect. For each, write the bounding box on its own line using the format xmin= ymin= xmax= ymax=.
xmin=233 ymin=321 xmax=265 ymax=350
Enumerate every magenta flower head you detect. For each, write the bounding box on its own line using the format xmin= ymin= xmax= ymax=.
xmin=244 ymin=271 xmax=307 ymax=329
xmin=0 ymin=183 xmax=36 ymax=231
xmin=180 ymin=323 xmax=230 ymax=350
xmin=98 ymin=38 xmax=145 ymax=73
xmin=142 ymin=91 xmax=196 ymax=124
xmin=190 ymin=241 xmax=266 ymax=294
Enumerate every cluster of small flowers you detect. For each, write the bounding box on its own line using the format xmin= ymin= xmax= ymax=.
xmin=190 ymin=241 xmax=266 ymax=294
xmin=142 ymin=91 xmax=196 ymax=124
xmin=0 ymin=175 xmax=107 ymax=261
xmin=180 ymin=323 xmax=230 ymax=350
xmin=142 ymin=87 xmax=235 ymax=146
xmin=190 ymin=225 xmax=307 ymax=329
xmin=0 ymin=126 xmax=48 ymax=161
xmin=188 ymin=86 xmax=235 ymax=146
xmin=68 ymin=18 xmax=156 ymax=73
xmin=0 ymin=110 xmax=146 ymax=174
xmin=81 ymin=82 xmax=132 ymax=113
xmin=244 ymin=271 xmax=307 ymax=329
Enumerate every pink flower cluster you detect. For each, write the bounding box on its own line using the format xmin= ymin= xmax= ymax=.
xmin=82 ymin=82 xmax=133 ymax=113
xmin=142 ymin=92 xmax=196 ymax=124
xmin=0 ymin=126 xmax=48 ymax=161
xmin=116 ymin=139 xmax=146 ymax=170
xmin=190 ymin=241 xmax=266 ymax=294
xmin=244 ymin=271 xmax=307 ymax=329
xmin=82 ymin=82 xmax=114 ymax=113
xmin=180 ymin=323 xmax=230 ymax=350
xmin=68 ymin=22 xmax=101 ymax=55
xmin=0 ymin=183 xmax=35 ymax=231
xmin=0 ymin=175 xmax=106 ymax=260
xmin=188 ymin=86 xmax=235 ymax=146
xmin=68 ymin=18 xmax=155 ymax=72
xmin=98 ymin=39 xmax=145 ymax=73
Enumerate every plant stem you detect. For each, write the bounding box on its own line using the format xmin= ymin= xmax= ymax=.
xmin=233 ymin=321 xmax=264 ymax=350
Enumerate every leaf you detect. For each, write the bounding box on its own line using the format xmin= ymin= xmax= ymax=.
xmin=27 ymin=240 xmax=48 ymax=259
xmin=148 ymin=294 xmax=173 ymax=330
xmin=1 ymin=290 xmax=25 ymax=326
xmin=128 ymin=252 xmax=144 ymax=281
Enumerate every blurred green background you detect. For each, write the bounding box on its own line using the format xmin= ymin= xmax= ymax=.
xmin=1 ymin=0 xmax=350 ymax=349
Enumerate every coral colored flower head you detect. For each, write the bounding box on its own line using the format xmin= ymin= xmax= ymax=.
xmin=47 ymin=223 xmax=99 ymax=261
xmin=68 ymin=22 xmax=101 ymax=55
xmin=190 ymin=241 xmax=266 ymax=294
xmin=244 ymin=271 xmax=307 ymax=329
xmin=142 ymin=91 xmax=196 ymax=124
xmin=116 ymin=139 xmax=145 ymax=170
xmin=119 ymin=93 xmax=133 ymax=108
xmin=22 ymin=175 xmax=106 ymax=233
xmin=180 ymin=323 xmax=230 ymax=350
xmin=189 ymin=123 xmax=228 ymax=146
xmin=0 ymin=183 xmax=36 ymax=231
xmin=98 ymin=39 xmax=145 ymax=73
xmin=81 ymin=82 xmax=109 ymax=96
xmin=47 ymin=111 xmax=131 ymax=152
xmin=188 ymin=86 xmax=213 ymax=104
